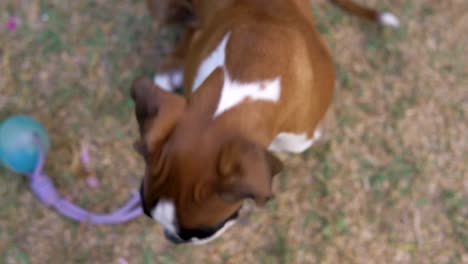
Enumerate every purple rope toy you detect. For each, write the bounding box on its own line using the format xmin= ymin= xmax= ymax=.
xmin=27 ymin=139 xmax=142 ymax=224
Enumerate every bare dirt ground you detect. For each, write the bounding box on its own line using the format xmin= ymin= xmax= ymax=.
xmin=0 ymin=0 xmax=466 ymax=263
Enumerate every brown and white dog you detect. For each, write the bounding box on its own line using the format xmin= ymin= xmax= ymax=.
xmin=132 ymin=0 xmax=399 ymax=244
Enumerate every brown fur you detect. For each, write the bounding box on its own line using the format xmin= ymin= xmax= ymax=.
xmin=134 ymin=0 xmax=384 ymax=233
xmin=330 ymin=0 xmax=379 ymax=21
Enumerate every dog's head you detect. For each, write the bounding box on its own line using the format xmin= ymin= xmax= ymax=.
xmin=131 ymin=69 xmax=283 ymax=244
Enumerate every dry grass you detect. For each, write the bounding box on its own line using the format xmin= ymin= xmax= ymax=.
xmin=1 ymin=0 xmax=467 ymax=263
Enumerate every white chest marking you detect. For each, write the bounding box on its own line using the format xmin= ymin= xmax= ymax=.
xmin=192 ymin=33 xmax=231 ymax=92
xmin=268 ymin=129 xmax=321 ymax=153
xmin=151 ymin=199 xmax=178 ymax=234
xmin=215 ymin=77 xmax=281 ymax=116
xmin=192 ymin=32 xmax=281 ymax=117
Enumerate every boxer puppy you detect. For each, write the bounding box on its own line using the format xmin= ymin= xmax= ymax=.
xmin=133 ymin=0 xmax=399 ymax=244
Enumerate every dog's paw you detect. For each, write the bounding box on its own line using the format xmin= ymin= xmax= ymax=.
xmin=154 ymin=70 xmax=183 ymax=92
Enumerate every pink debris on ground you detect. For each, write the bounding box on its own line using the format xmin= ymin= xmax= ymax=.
xmin=5 ymin=17 xmax=19 ymax=31
xmin=118 ymin=258 xmax=129 ymax=264
xmin=86 ymin=176 xmax=100 ymax=188
xmin=80 ymin=143 xmax=91 ymax=167
xmin=80 ymin=143 xmax=100 ymax=188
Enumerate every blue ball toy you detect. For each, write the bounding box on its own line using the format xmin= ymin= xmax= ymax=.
xmin=0 ymin=115 xmax=49 ymax=174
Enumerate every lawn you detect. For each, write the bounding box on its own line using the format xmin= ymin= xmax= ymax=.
xmin=0 ymin=0 xmax=466 ymax=263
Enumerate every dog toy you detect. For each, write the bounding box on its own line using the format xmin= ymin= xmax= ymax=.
xmin=0 ymin=115 xmax=142 ymax=224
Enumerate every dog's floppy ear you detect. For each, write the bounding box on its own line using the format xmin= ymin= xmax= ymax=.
xmin=216 ymin=136 xmax=283 ymax=205
xmin=131 ymin=76 xmax=186 ymax=158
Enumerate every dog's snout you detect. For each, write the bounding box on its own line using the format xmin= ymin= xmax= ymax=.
xmin=164 ymin=230 xmax=185 ymax=244
xmin=139 ymin=183 xmax=152 ymax=218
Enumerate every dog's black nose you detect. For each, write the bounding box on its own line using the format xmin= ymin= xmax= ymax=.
xmin=139 ymin=183 xmax=152 ymax=218
xmin=164 ymin=230 xmax=186 ymax=244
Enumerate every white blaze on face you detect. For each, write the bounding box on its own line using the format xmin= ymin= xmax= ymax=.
xmin=192 ymin=32 xmax=282 ymax=117
xmin=151 ymin=199 xmax=178 ymax=235
xmin=150 ymin=198 xmax=238 ymax=244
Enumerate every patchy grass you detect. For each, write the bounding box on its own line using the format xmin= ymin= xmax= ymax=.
xmin=442 ymin=190 xmax=468 ymax=250
xmin=1 ymin=0 xmax=467 ymax=263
